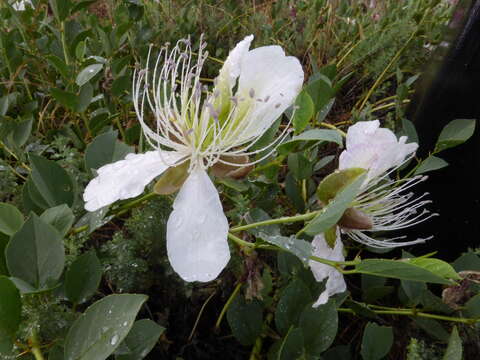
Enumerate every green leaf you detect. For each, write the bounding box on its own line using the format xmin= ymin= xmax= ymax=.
xmin=317 ymin=98 xmax=335 ymax=123
xmin=11 ymin=117 xmax=33 ymax=147
xmin=275 ymin=278 xmax=312 ymax=335
xmin=76 ymin=83 xmax=93 ymax=113
xmin=65 ymin=250 xmax=102 ymax=304
xmin=402 ymin=118 xmax=418 ymax=144
xmin=5 ymin=214 xmax=65 ymax=290
xmin=287 ymin=153 xmax=312 ymax=180
xmin=299 ymin=300 xmax=338 ymax=356
xmin=317 ymin=168 xmax=366 ymax=203
xmin=115 ymin=319 xmax=164 ymax=360
xmin=0 ymin=276 xmax=21 ymax=339
xmin=261 ymin=234 xmax=311 ymax=265
xmin=360 ymin=323 xmax=393 ymax=360
xmin=277 ymin=327 xmax=305 ymax=360
xmin=49 ymin=0 xmax=71 ymax=21
xmin=435 ymin=119 xmax=476 ymax=152
xmin=305 ymin=75 xmax=334 ymax=113
xmin=0 ymin=234 xmax=8 ymax=275
xmin=76 ymin=64 xmax=103 ymax=87
xmin=51 ymin=88 xmax=78 ymax=111
xmin=245 ymin=208 xmax=281 ymax=238
xmin=414 ymin=156 xmax=448 ymax=175
xmin=413 ymin=318 xmax=449 ymax=342
xmin=227 ymin=296 xmax=263 ymax=346
xmin=292 ymin=91 xmax=315 ymax=134
xmin=453 ymin=252 xmax=480 ymax=272
xmin=85 ymin=130 xmax=133 ymax=170
xmin=40 ymin=204 xmax=74 ymax=236
xmin=64 ymin=294 xmax=148 ymax=360
xmin=355 ymin=259 xmax=453 ymax=285
xmin=46 ymin=55 xmax=70 ymax=79
xmin=278 ymin=129 xmax=343 ymax=155
xmin=112 ymin=75 xmax=132 ymax=97
xmin=405 ymin=257 xmax=461 ymax=281
xmin=442 ymin=326 xmax=462 ymax=360
xmin=0 ymin=203 xmax=24 ymax=236
xmin=303 ymin=170 xmax=366 ymax=236
xmin=465 ymin=294 xmax=480 ymax=318
xmin=29 ymin=154 xmax=76 ymax=207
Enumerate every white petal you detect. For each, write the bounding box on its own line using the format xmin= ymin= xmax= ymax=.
xmin=216 ymin=35 xmax=254 ymax=92
xmin=166 ymin=168 xmax=230 ymax=282
xmin=308 ymin=231 xmax=347 ymax=307
xmin=339 ymin=120 xmax=418 ymax=183
xmin=83 ymin=151 xmax=183 ymax=211
xmin=236 ymin=45 xmax=304 ymax=137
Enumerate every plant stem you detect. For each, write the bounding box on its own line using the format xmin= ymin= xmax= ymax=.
xmin=60 ymin=22 xmax=70 ymax=66
xmin=230 ymin=211 xmax=320 ymax=233
xmin=188 ymin=290 xmax=216 ymax=342
xmin=228 ymin=233 xmax=255 ymax=248
xmin=109 ymin=192 xmax=158 ymax=217
xmin=338 ymin=307 xmax=479 ymax=324
xmin=319 ymin=122 xmax=347 ymax=137
xmin=30 ymin=330 xmax=45 ymax=360
xmin=215 ymin=282 xmax=242 ymax=330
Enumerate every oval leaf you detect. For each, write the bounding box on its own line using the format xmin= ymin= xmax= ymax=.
xmin=0 ymin=276 xmax=21 ymax=338
xmin=65 ymin=250 xmax=102 ymax=304
xmin=116 ymin=319 xmax=164 ymax=360
xmin=64 ymin=294 xmax=147 ymax=360
xmin=0 ymin=203 xmax=24 ymax=236
xmin=76 ymin=64 xmax=103 ymax=87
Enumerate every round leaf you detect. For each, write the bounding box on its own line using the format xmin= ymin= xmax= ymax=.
xmin=65 ymin=250 xmax=102 ymax=304
xmin=360 ymin=322 xmax=393 ymax=360
xmin=76 ymin=64 xmax=103 ymax=87
xmin=0 ymin=203 xmax=24 ymax=236
xmin=116 ymin=319 xmax=165 ymax=360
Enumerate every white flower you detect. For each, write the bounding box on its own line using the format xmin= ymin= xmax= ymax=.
xmin=9 ymin=0 xmax=32 ymax=11
xmin=308 ymin=229 xmax=346 ymax=307
xmin=83 ymin=35 xmax=304 ymax=282
xmin=338 ymin=120 xmax=437 ymax=248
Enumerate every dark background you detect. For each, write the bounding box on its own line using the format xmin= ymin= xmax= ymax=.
xmin=407 ymin=0 xmax=480 ymax=258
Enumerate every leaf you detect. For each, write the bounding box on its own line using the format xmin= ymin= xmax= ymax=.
xmin=287 ymin=153 xmax=312 ymax=180
xmin=261 ymin=234 xmax=312 ymax=265
xmin=245 ymin=208 xmax=281 ymax=237
xmin=76 ymin=64 xmax=103 ymax=87
xmin=85 ymin=130 xmax=133 ymax=170
xmin=465 ymin=294 xmax=480 ymax=318
xmin=413 ymin=318 xmax=449 ymax=342
xmin=275 ymin=278 xmax=312 ymax=335
xmin=355 ymin=259 xmax=453 ymax=285
xmin=305 ymin=75 xmax=334 ymax=113
xmin=453 ymin=252 xmax=480 ymax=272
xmin=51 ymin=88 xmax=78 ymax=111
xmin=278 ymin=129 xmax=343 ymax=155
xmin=442 ymin=326 xmax=462 ymax=360
xmin=5 ymin=214 xmax=65 ymax=290
xmin=435 ymin=119 xmax=476 ymax=152
xmin=64 ymin=294 xmax=147 ymax=360
xmin=402 ymin=118 xmax=418 ymax=144
xmin=46 ymin=55 xmax=70 ymax=79
xmin=11 ymin=117 xmax=33 ymax=147
xmin=414 ymin=156 xmax=448 ymax=175
xmin=0 ymin=276 xmax=21 ymax=339
xmin=277 ymin=327 xmax=305 ymax=360
xmin=49 ymin=0 xmax=71 ymax=21
xmin=29 ymin=154 xmax=75 ymax=208
xmin=0 ymin=234 xmax=8 ymax=275
xmin=0 ymin=203 xmax=24 ymax=236
xmin=405 ymin=257 xmax=461 ymax=281
xmin=303 ymin=170 xmax=366 ymax=236
xmin=292 ymin=91 xmax=315 ymax=134
xmin=40 ymin=204 xmax=75 ymax=236
xmin=226 ymin=296 xmax=263 ymax=346
xmin=317 ymin=98 xmax=335 ymax=123
xmin=76 ymin=83 xmax=93 ymax=113
xmin=360 ymin=323 xmax=393 ymax=360
xmin=299 ymin=300 xmax=338 ymax=356
xmin=65 ymin=251 xmax=102 ymax=304
xmin=116 ymin=319 xmax=164 ymax=360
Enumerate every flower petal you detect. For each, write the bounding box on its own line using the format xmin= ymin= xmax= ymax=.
xmin=83 ymin=151 xmax=183 ymax=211
xmin=166 ymin=168 xmax=230 ymax=282
xmin=339 ymin=120 xmax=418 ymax=183
xmin=216 ymin=35 xmax=254 ymax=93
xmin=236 ymin=45 xmax=304 ymax=137
xmin=308 ymin=230 xmax=347 ymax=307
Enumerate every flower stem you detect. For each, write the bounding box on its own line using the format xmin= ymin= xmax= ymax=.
xmin=338 ymin=307 xmax=479 ymax=324
xmin=230 ymin=211 xmax=320 ymax=233
xmin=109 ymin=192 xmax=159 ymax=216
xmin=319 ymin=122 xmax=347 ymax=137
xmin=215 ymin=282 xmax=242 ymax=330
xmin=30 ymin=330 xmax=45 ymax=360
xmin=228 ymin=233 xmax=255 ymax=248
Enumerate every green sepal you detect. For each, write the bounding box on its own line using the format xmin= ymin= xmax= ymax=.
xmin=317 ymin=168 xmax=366 ymax=204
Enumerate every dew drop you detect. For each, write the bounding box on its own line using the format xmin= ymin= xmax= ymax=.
xmin=110 ymin=334 xmax=119 ymax=345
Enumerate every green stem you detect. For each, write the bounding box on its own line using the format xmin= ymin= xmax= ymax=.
xmin=228 ymin=233 xmax=255 ymax=248
xmin=319 ymin=122 xmax=347 ymax=137
xmin=60 ymin=22 xmax=70 ymax=66
xmin=338 ymin=307 xmax=479 ymax=324
xmin=30 ymin=330 xmax=45 ymax=360
xmin=230 ymin=211 xmax=320 ymax=233
xmin=215 ymin=282 xmax=242 ymax=330
xmin=109 ymin=192 xmax=158 ymax=217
